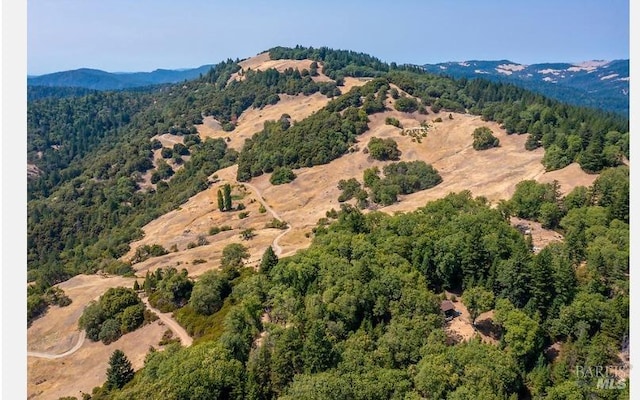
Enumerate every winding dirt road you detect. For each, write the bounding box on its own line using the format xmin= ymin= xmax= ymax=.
xmin=141 ymin=296 xmax=193 ymax=347
xmin=242 ymin=182 xmax=292 ymax=257
xmin=27 ymin=330 xmax=87 ymax=359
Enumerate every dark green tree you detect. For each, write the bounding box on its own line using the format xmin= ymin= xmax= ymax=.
xmin=260 ymin=246 xmax=278 ymax=274
xmin=105 ymin=349 xmax=134 ymax=390
xmin=221 ymin=243 xmax=250 ymax=269
xmin=217 ymin=188 xmax=225 ymax=212
xmin=223 ymin=183 xmax=232 ymax=211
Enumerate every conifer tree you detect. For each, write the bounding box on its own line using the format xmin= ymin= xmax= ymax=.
xmin=218 ymin=189 xmax=225 ymax=212
xmin=223 ymin=183 xmax=232 ymax=211
xmin=260 ymin=246 xmax=279 ymax=274
xmin=105 ymin=349 xmax=134 ymax=390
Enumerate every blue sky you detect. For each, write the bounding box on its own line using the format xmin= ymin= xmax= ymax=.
xmin=28 ymin=0 xmax=629 ymax=75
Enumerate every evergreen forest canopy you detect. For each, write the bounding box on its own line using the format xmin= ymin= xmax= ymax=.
xmin=25 ymin=45 xmax=629 ymax=399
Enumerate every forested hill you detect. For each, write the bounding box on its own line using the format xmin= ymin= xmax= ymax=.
xmin=421 ymin=59 xmax=629 ymax=115
xmin=27 ymin=45 xmax=629 ymax=399
xmin=27 ymin=64 xmax=216 ymax=90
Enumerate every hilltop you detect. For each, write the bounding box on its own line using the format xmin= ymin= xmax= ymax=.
xmin=26 ymin=46 xmax=629 ymax=399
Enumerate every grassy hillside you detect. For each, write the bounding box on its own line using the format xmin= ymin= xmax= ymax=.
xmin=27 ymin=46 xmax=629 ymax=400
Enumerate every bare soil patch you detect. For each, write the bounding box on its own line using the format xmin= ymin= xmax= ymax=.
xmin=442 ymin=291 xmax=498 ymax=345
xmin=510 ymin=216 xmax=564 ymax=252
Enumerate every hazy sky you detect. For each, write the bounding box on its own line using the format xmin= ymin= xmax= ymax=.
xmin=27 ymin=0 xmax=629 ymax=75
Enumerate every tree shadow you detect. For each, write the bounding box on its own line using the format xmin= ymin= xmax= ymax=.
xmin=474 ymin=317 xmax=501 ymax=340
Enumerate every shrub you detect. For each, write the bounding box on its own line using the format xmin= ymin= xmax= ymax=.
xmin=385 ymin=117 xmax=402 ymax=128
xmin=394 ymin=96 xmax=419 ymax=113
xmin=160 ymin=147 xmax=173 ymax=158
xmin=239 ymin=211 xmax=249 ymax=219
xmin=265 ymin=218 xmax=288 ymax=229
xmin=472 ymin=126 xmax=500 ymax=150
xmin=270 ymin=166 xmax=297 ymax=185
xmin=367 ymin=137 xmax=401 ymax=161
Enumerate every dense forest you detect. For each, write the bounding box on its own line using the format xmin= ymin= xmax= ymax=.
xmin=26 ymin=45 xmax=629 ymax=399
xmin=89 ymin=174 xmax=628 ymax=399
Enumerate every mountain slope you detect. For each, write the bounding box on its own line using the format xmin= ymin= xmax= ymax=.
xmin=421 ymin=59 xmax=629 ymax=115
xmin=27 ymin=64 xmax=215 ymax=90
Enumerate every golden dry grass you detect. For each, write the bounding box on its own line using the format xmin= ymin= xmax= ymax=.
xmin=29 ymin=55 xmax=605 ymax=398
xmin=27 ymin=274 xmax=167 ymax=400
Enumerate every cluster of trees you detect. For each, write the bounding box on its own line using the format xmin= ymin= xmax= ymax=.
xmin=96 ymin=187 xmax=626 ymax=399
xmin=367 ymin=137 xmax=401 ymax=161
xmin=130 ymin=244 xmax=168 ymax=264
xmin=236 ymin=107 xmax=369 ymax=181
xmin=217 ymin=183 xmax=233 ymax=211
xmin=363 ymin=161 xmax=442 ymax=206
xmin=269 ymin=45 xmax=390 ymax=80
xmin=143 ymin=267 xmax=193 ymax=313
xmin=237 ymin=79 xmax=397 ymax=182
xmin=472 ymin=126 xmax=500 ymax=150
xmin=394 ymin=96 xmax=419 ymax=113
xmin=78 ymin=287 xmax=151 ymax=344
xmin=27 ymin=285 xmax=72 ymax=326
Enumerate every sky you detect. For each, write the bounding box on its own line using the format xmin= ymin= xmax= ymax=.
xmin=27 ymin=0 xmax=631 ymax=77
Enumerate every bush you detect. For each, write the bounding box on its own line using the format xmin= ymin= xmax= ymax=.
xmin=367 ymin=137 xmax=401 ymax=161
xmin=131 ymin=244 xmax=168 ymax=264
xmin=367 ymin=161 xmax=442 ymax=205
xmin=265 ymin=218 xmax=288 ymax=229
xmin=385 ymin=117 xmax=402 ymax=128
xmin=189 ymin=270 xmax=231 ymax=316
xmin=337 ymin=178 xmax=362 ymax=202
xmin=472 ymin=126 xmax=500 ymax=150
xmin=239 ymin=212 xmax=249 ymax=219
xmin=270 ymin=166 xmax=297 ymax=185
xmin=221 ymin=243 xmax=250 ymax=269
xmin=240 ymin=228 xmax=256 ymax=240
xmin=160 ymin=147 xmax=173 ymax=158
xmin=394 ymin=96 xmax=419 ymax=113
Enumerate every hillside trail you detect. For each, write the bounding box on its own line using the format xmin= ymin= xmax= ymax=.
xmin=140 ymin=296 xmax=193 ymax=347
xmin=27 ymin=330 xmax=87 ymax=359
xmin=241 ymin=182 xmax=291 ymax=257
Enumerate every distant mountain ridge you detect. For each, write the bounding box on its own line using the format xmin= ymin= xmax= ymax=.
xmin=421 ymin=59 xmax=629 ymax=115
xmin=27 ymin=64 xmax=215 ymax=90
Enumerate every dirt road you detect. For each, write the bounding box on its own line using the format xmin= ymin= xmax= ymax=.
xmin=27 ymin=330 xmax=86 ymax=359
xmin=242 ymin=182 xmax=291 ymax=257
xmin=140 ymin=296 xmax=193 ymax=347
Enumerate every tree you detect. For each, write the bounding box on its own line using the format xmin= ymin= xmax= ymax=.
xmin=270 ymin=166 xmax=297 ymax=185
xmin=133 ymin=280 xmax=140 ymax=291
xmin=223 ymin=183 xmax=232 ymax=211
xmin=260 ymin=246 xmax=278 ymax=274
xmin=106 ymin=349 xmax=134 ymax=390
xmin=240 ymin=228 xmax=256 ymax=240
xmin=99 ymin=318 xmax=122 ymax=344
xmin=217 ymin=189 xmax=225 ymax=212
xmin=189 ymin=271 xmax=230 ymax=315
xmin=221 ymin=243 xmax=250 ymax=269
xmin=160 ymin=147 xmax=173 ymax=159
xmin=472 ymin=126 xmax=500 ymax=150
xmin=367 ymin=137 xmax=401 ymax=161
xmin=462 ymin=286 xmax=494 ymax=326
